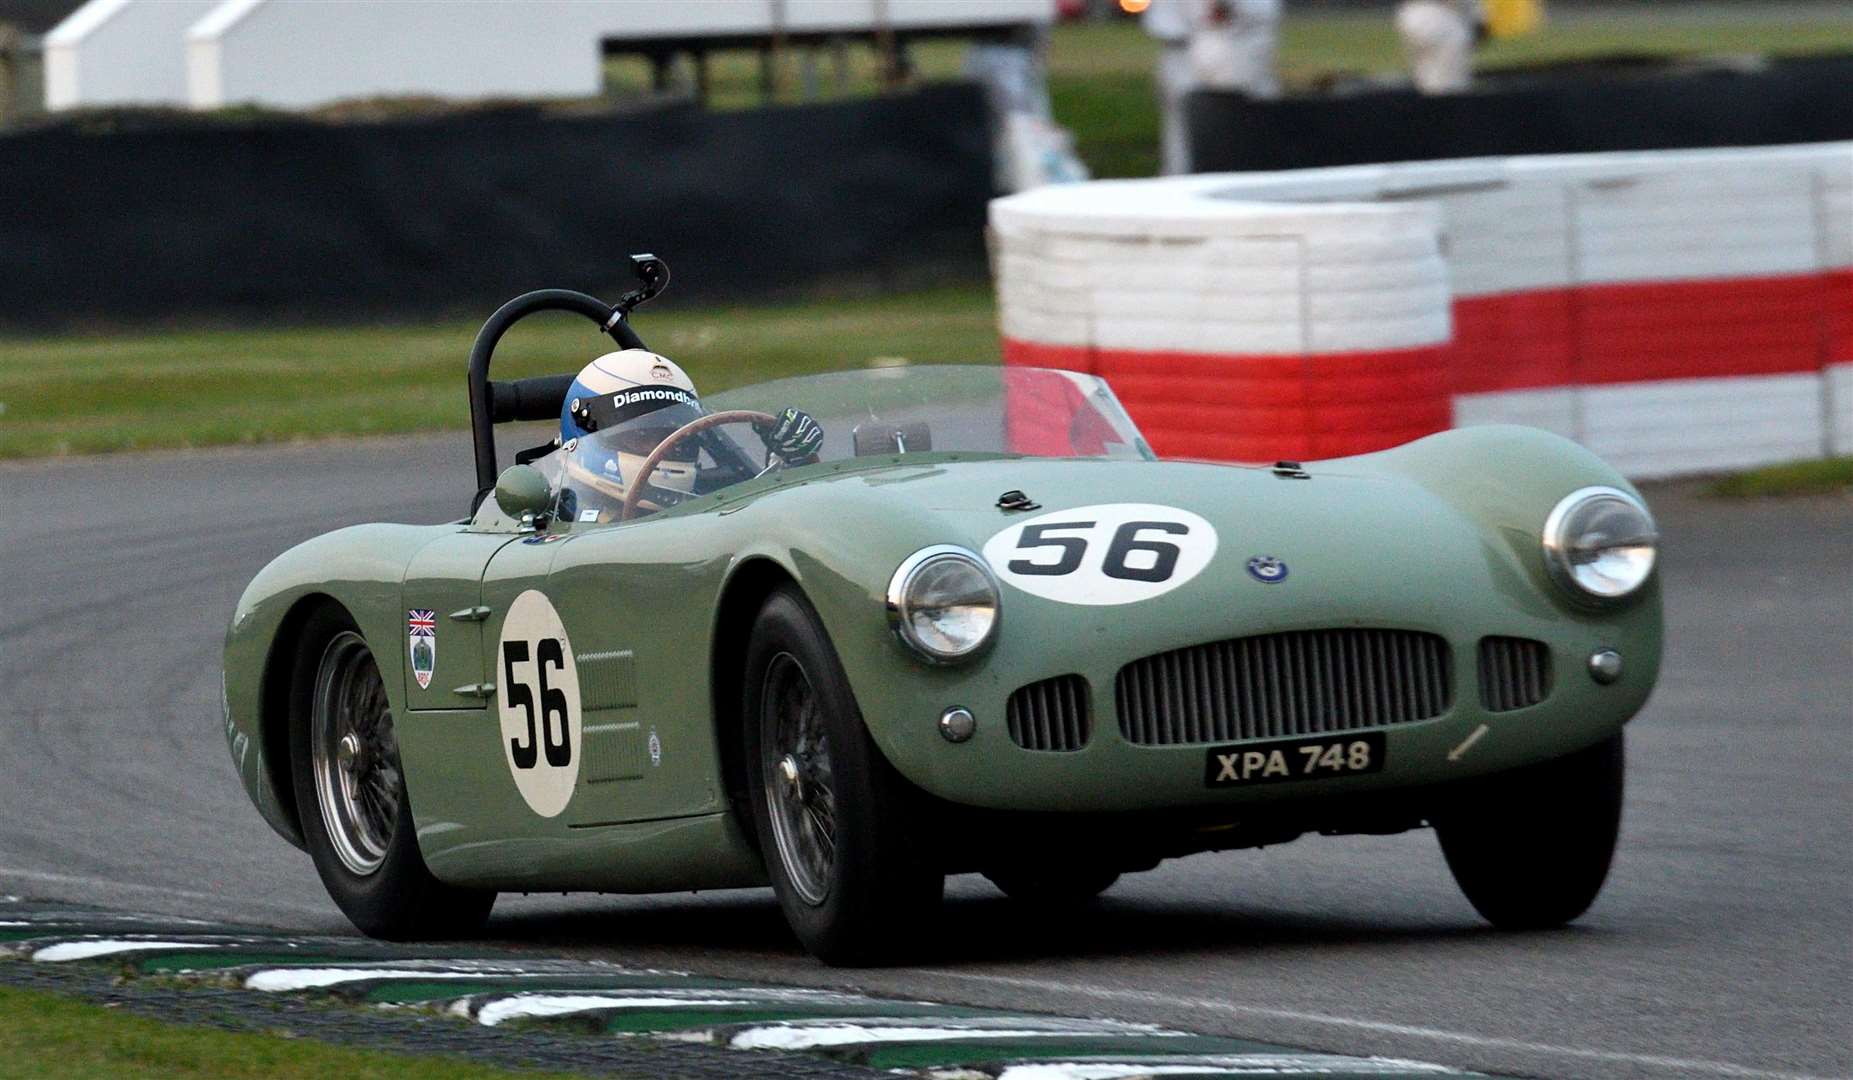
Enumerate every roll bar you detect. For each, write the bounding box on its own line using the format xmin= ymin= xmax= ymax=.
xmin=467 ymin=255 xmax=669 ymax=506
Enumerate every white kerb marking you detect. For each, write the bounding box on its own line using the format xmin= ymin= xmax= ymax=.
xmin=997 ymin=1059 xmax=1462 ymax=1079
xmin=1446 ymin=724 xmax=1489 ymax=762
xmin=33 ymin=940 xmax=218 ymax=962
xmin=732 ymin=1024 xmax=1096 ymax=1051
xmin=919 ymin=971 xmax=1836 ymax=1080
xmin=727 ymin=1017 xmax=1182 ymax=1052
xmin=476 ymin=994 xmax=757 ymax=1026
xmin=245 ymin=968 xmax=553 ymax=992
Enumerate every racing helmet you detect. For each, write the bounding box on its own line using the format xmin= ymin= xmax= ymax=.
xmin=556 ymin=349 xmax=704 ymax=522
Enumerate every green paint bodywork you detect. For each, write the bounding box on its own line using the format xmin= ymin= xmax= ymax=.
xmin=223 ymin=421 xmax=1661 ymax=895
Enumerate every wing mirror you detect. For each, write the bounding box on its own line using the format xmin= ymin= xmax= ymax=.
xmin=494 ymin=464 xmax=552 ymax=525
xmin=614 ymin=253 xmax=669 ymax=315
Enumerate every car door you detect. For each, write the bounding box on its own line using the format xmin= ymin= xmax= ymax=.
xmin=393 ymin=511 xmax=553 ymax=882
xmin=394 ymin=519 xmax=585 ymax=886
xmin=480 ymin=522 xmax=720 ymax=832
xmin=478 ymin=532 xmax=588 ymax=828
xmin=402 ymin=531 xmax=517 ymax=710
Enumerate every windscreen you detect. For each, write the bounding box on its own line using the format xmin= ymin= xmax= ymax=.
xmin=702 ymin=364 xmax=1154 ymax=464
xmin=555 ymin=365 xmax=1154 ymax=522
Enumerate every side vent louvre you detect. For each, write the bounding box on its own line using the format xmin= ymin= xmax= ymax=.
xmin=1478 ymin=637 xmax=1552 ymax=712
xmin=1006 ymin=675 xmax=1091 ymax=752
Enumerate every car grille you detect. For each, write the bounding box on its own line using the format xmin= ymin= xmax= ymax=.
xmin=1478 ymin=636 xmax=1552 ymax=712
xmin=1006 ymin=674 xmax=1092 ymax=752
xmin=1115 ymin=629 xmax=1453 ymax=746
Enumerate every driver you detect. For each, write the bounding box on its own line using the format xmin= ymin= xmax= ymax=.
xmin=555 ymin=349 xmax=823 ymax=523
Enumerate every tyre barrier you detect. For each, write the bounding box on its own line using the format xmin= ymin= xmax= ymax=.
xmin=991 ymin=142 xmax=1853 ymax=477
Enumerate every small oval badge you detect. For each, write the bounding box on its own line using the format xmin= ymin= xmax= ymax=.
xmin=1246 ymin=555 xmax=1288 ymax=584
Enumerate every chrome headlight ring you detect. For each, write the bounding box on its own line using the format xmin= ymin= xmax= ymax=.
xmin=1542 ymin=485 xmax=1659 ymax=602
xmin=886 ymin=545 xmax=1001 ymax=664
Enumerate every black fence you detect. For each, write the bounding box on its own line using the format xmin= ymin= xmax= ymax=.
xmin=1187 ymin=54 xmax=1853 ymax=173
xmin=0 ymin=82 xmax=994 ymax=327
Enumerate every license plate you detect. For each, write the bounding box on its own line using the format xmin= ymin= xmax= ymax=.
xmin=1204 ymin=732 xmax=1386 ymax=787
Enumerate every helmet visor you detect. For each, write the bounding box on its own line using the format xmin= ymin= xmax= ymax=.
xmin=580 ymin=399 xmax=705 ymax=462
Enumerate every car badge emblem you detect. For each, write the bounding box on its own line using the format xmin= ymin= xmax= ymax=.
xmin=1246 ymin=556 xmax=1288 ymax=584
xmin=407 ymin=609 xmax=437 ymax=689
xmin=648 ymin=727 xmax=662 ymax=767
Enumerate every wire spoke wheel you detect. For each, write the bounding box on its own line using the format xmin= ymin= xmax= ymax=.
xmin=310 ymin=631 xmax=400 ymax=877
xmin=761 ymin=651 xmax=837 ymax=907
xmin=742 ymin=586 xmax=944 ymax=963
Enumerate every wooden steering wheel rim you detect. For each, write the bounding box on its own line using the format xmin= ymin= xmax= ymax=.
xmin=618 ymin=409 xmax=779 ymax=522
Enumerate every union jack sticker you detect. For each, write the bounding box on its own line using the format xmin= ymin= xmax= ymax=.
xmin=408 ymin=609 xmax=437 ymax=690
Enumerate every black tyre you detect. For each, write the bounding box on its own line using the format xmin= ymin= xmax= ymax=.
xmin=742 ymin=586 xmax=943 ymax=965
xmin=289 ymin=604 xmax=494 ymax=940
xmin=1435 ymin=733 xmax=1625 ymax=930
xmin=983 ymin=865 xmax=1120 ymax=907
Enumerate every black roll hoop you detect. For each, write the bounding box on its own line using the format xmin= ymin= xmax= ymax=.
xmin=467 ymin=255 xmax=668 ymax=509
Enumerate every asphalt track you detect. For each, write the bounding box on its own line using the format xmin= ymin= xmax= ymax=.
xmin=1 ymin=434 xmax=1848 ymax=1080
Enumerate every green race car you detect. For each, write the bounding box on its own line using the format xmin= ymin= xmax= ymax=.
xmin=224 ymin=259 xmax=1662 ymax=964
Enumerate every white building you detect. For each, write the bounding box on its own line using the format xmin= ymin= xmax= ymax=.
xmin=42 ymin=0 xmax=1052 ymax=112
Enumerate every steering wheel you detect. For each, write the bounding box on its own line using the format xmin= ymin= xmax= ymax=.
xmin=620 ymin=409 xmax=778 ymax=522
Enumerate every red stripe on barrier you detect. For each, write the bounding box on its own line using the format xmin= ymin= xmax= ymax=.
xmin=1004 ymin=269 xmax=1851 ymax=461
xmin=1006 ymin=340 xmax=1452 ymax=461
xmin=1451 ymin=290 xmax=1575 ymax=394
xmin=1453 ymin=273 xmax=1849 ymax=393
xmin=1827 ymin=269 xmax=1853 ymax=365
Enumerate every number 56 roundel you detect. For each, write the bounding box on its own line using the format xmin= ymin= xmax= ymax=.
xmin=496 ymin=590 xmax=583 ymax=817
xmin=981 ymin=503 xmax=1218 ymax=606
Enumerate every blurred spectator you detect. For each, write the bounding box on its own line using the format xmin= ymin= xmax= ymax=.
xmin=1395 ymin=0 xmax=1488 ymax=94
xmin=1145 ymin=0 xmax=1281 ymax=175
xmin=965 ymin=30 xmax=1089 ymax=190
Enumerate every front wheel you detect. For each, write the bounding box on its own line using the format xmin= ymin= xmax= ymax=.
xmin=1434 ymin=733 xmax=1624 ymax=930
xmin=289 ymin=605 xmax=494 ymax=939
xmin=742 ymin=586 xmax=943 ymax=965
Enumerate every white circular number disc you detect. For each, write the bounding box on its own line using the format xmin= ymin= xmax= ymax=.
xmin=496 ymin=590 xmax=583 ymax=818
xmin=981 ymin=503 xmax=1219 ymax=606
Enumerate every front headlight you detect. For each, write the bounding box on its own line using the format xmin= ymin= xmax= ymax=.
xmin=1542 ymin=486 xmax=1659 ymax=601
xmin=887 ymin=546 xmax=1000 ymax=663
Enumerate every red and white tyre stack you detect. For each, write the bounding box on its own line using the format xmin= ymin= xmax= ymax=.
xmin=990 ymin=178 xmax=1454 ymax=463
xmin=991 ymin=142 xmax=1853 ymax=476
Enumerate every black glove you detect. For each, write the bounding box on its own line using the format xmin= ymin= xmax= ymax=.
xmin=756 ymin=407 xmax=824 ymax=465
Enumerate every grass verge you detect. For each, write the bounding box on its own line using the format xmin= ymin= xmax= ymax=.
xmin=1707 ymin=456 xmax=1853 ymax=497
xmin=0 ymin=285 xmax=999 ymax=458
xmin=0 ymin=985 xmax=593 ymax=1080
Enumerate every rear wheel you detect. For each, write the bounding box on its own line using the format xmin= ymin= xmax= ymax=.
xmin=290 ymin=605 xmax=494 ymax=939
xmin=1434 ymin=733 xmax=1624 ymax=930
xmin=743 ymin=586 xmax=943 ymax=965
xmin=984 ymin=865 xmax=1120 ymax=907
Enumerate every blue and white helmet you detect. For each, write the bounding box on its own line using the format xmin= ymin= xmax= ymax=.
xmin=560 ymin=349 xmax=698 ymax=442
xmin=557 ymin=350 xmax=702 ymax=522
